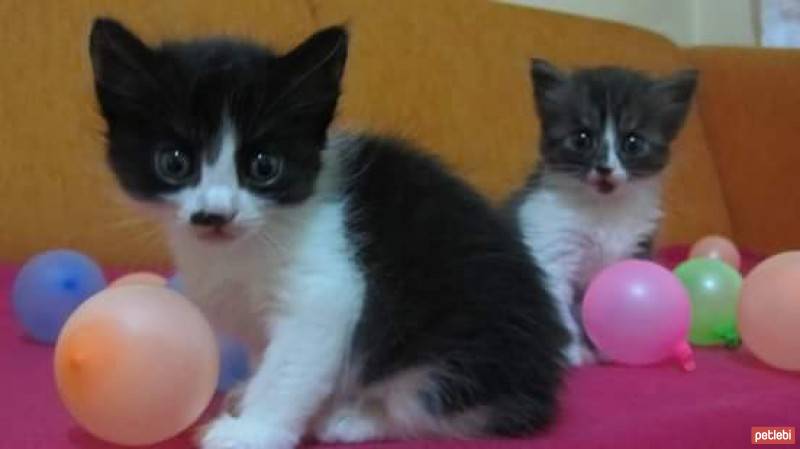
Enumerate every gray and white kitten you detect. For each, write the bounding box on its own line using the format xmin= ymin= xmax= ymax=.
xmin=508 ymin=59 xmax=697 ymax=365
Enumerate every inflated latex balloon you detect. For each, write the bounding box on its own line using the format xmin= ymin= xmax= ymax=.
xmin=689 ymin=235 xmax=741 ymax=270
xmin=109 ymin=272 xmax=166 ymax=288
xmin=674 ymin=259 xmax=742 ymax=346
xmin=583 ymin=260 xmax=695 ymax=370
xmin=740 ymin=251 xmax=800 ymax=371
xmin=12 ymin=249 xmax=106 ymax=343
xmin=54 ymin=285 xmax=218 ymax=445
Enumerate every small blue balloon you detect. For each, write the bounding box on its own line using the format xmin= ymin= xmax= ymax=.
xmin=216 ymin=333 xmax=251 ymax=392
xmin=11 ymin=249 xmax=107 ymax=343
xmin=167 ymin=273 xmax=186 ymax=294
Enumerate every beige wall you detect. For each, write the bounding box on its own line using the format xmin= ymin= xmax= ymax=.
xmin=500 ymin=0 xmax=757 ymax=46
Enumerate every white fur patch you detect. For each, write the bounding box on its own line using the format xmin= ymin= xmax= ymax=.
xmin=517 ymin=174 xmax=662 ymax=365
xmin=165 ymin=117 xmax=264 ymax=228
xmin=164 ymin=140 xmax=366 ymax=449
xmin=602 ymin=117 xmax=628 ymax=183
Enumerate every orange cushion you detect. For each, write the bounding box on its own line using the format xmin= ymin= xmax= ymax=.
xmin=310 ymin=0 xmax=732 ymax=247
xmin=689 ymin=47 xmax=800 ymax=254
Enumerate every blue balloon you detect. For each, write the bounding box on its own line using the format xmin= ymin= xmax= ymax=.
xmin=11 ymin=249 xmax=107 ymax=343
xmin=216 ymin=333 xmax=251 ymax=393
xmin=166 ymin=273 xmax=186 ymax=294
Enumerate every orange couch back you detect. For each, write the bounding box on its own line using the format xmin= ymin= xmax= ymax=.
xmin=689 ymin=48 xmax=800 ymax=254
xmin=0 ymin=0 xmax=731 ymax=266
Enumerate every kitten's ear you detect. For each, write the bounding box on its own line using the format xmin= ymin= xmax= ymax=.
xmin=531 ymin=59 xmax=567 ymax=90
xmin=651 ymin=69 xmax=699 ymax=139
xmin=89 ymin=18 xmax=159 ymax=116
xmin=282 ymin=26 xmax=348 ymax=84
xmin=530 ymin=59 xmax=568 ymax=113
xmin=275 ymin=25 xmax=348 ymax=122
xmin=654 ymin=69 xmax=698 ymax=105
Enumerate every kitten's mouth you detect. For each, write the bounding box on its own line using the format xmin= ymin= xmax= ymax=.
xmin=194 ymin=227 xmax=239 ymax=243
xmin=591 ymin=178 xmax=618 ymax=194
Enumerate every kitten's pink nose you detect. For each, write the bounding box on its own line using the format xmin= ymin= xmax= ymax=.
xmin=190 ymin=212 xmax=235 ymax=227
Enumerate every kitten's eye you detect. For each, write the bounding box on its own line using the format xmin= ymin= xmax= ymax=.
xmin=154 ymin=148 xmax=193 ymax=184
xmin=246 ymin=152 xmax=283 ymax=188
xmin=570 ymin=130 xmax=593 ymax=151
xmin=623 ymin=134 xmax=646 ymax=156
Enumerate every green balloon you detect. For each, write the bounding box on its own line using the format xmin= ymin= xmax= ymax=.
xmin=674 ymin=258 xmax=743 ymax=346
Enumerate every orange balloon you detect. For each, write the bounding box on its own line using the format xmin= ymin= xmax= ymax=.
xmin=739 ymin=251 xmax=800 ymax=371
xmin=54 ymin=285 xmax=218 ymax=445
xmin=109 ymin=272 xmax=167 ymax=288
xmin=689 ymin=235 xmax=741 ymax=270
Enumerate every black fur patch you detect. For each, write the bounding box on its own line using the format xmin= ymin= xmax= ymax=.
xmin=345 ymin=137 xmax=568 ymax=435
xmin=90 ymin=18 xmax=346 ymax=204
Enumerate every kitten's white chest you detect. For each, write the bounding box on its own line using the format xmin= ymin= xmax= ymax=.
xmin=167 ymin=234 xmax=277 ymax=350
xmin=519 ymin=181 xmax=662 ymax=288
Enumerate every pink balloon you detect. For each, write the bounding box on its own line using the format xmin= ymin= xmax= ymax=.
xmin=55 ymin=285 xmax=218 ymax=445
xmin=740 ymin=251 xmax=800 ymax=371
xmin=689 ymin=235 xmax=741 ymax=270
xmin=108 ymin=272 xmax=167 ymax=288
xmin=583 ymin=260 xmax=695 ymax=370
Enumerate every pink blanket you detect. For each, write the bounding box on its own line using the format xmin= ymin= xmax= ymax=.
xmin=2 ymin=249 xmax=797 ymax=449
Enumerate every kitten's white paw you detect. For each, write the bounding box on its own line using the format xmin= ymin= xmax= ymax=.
xmin=563 ymin=342 xmax=585 ymax=366
xmin=315 ymin=407 xmax=383 ymax=443
xmin=564 ymin=342 xmax=597 ymax=366
xmin=201 ymin=415 xmax=298 ymax=449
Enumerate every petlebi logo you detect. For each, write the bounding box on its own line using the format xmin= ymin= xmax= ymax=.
xmin=751 ymin=427 xmax=796 ymax=445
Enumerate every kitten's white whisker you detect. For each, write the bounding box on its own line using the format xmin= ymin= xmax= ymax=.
xmin=256 ymin=230 xmax=288 ymax=258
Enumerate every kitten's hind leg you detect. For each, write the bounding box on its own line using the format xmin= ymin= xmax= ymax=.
xmin=315 ymin=366 xmax=488 ymax=443
xmin=313 ymin=399 xmax=386 ymax=444
xmin=377 ymin=363 xmax=557 ymax=438
xmin=314 ymin=368 xmax=437 ymax=443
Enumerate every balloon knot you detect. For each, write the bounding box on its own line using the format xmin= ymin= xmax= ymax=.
xmin=674 ymin=341 xmax=696 ymax=372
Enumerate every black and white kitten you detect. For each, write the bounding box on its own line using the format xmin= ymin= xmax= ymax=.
xmin=508 ymin=60 xmax=697 ymax=366
xmin=89 ymin=19 xmax=567 ymax=449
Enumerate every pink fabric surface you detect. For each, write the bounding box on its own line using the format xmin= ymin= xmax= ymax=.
xmin=1 ymin=248 xmax=798 ymax=449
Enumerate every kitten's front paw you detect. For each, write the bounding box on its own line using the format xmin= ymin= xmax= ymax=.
xmin=200 ymin=415 xmax=298 ymax=449
xmin=563 ymin=342 xmax=585 ymax=366
xmin=564 ymin=342 xmax=597 ymax=366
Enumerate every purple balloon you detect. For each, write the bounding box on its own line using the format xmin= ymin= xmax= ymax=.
xmin=11 ymin=249 xmax=107 ymax=343
xmin=166 ymin=273 xmax=186 ymax=294
xmin=216 ymin=333 xmax=251 ymax=393
xmin=582 ymin=260 xmax=695 ymax=370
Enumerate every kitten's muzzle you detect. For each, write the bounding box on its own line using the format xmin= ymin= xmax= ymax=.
xmin=190 ymin=212 xmax=236 ymax=228
xmin=190 ymin=212 xmax=240 ymax=242
xmin=588 ymin=166 xmax=621 ymax=194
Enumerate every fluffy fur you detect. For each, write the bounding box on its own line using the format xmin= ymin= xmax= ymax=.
xmin=508 ymin=60 xmax=697 ymax=365
xmin=89 ymin=18 xmax=567 ymax=449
